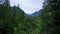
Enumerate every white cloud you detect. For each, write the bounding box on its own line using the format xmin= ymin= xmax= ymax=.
xmin=10 ymin=0 xmax=44 ymax=14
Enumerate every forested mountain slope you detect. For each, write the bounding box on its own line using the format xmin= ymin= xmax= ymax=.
xmin=0 ymin=0 xmax=60 ymax=34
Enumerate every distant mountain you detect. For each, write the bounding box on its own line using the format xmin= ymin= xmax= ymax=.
xmin=25 ymin=11 xmax=40 ymax=16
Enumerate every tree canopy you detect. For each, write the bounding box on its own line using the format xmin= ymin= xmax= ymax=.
xmin=0 ymin=0 xmax=60 ymax=34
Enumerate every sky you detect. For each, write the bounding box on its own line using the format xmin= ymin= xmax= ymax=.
xmin=9 ymin=0 xmax=44 ymax=14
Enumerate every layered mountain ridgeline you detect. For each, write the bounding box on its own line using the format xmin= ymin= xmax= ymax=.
xmin=0 ymin=0 xmax=60 ymax=34
xmin=25 ymin=11 xmax=40 ymax=16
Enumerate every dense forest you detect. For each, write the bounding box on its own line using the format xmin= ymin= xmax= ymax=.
xmin=0 ymin=0 xmax=60 ymax=34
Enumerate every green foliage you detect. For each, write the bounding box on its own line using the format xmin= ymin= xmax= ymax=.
xmin=40 ymin=0 xmax=60 ymax=34
xmin=0 ymin=2 xmax=42 ymax=34
xmin=0 ymin=0 xmax=60 ymax=34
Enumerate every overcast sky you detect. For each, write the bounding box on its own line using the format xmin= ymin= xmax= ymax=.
xmin=9 ymin=0 xmax=44 ymax=14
